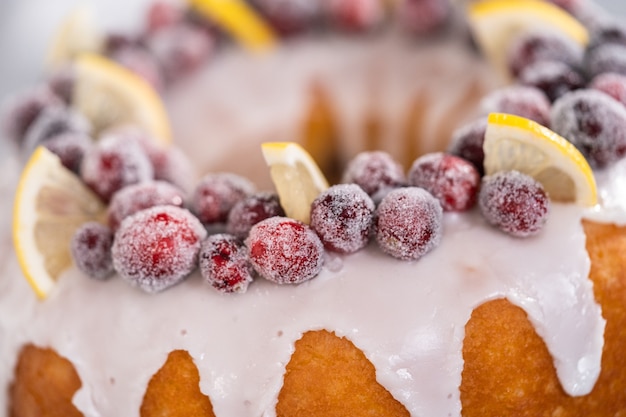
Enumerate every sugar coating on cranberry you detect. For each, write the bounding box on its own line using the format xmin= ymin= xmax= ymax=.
xmin=342 ymin=151 xmax=406 ymax=199
xmin=80 ymin=133 xmax=154 ymax=202
xmin=585 ymin=43 xmax=626 ymax=78
xmin=396 ymin=0 xmax=451 ymax=36
xmin=310 ymin=184 xmax=375 ymax=254
xmin=252 ymin=0 xmax=322 ymax=36
xmin=325 ymin=0 xmax=385 ymax=32
xmin=147 ymin=143 xmax=195 ymax=192
xmin=191 ymin=173 xmax=255 ymax=225
xmin=147 ymin=23 xmax=214 ymax=82
xmin=0 ymin=86 xmax=62 ymax=144
xmin=43 ymin=132 xmax=93 ymax=174
xmin=518 ymin=60 xmax=585 ymax=102
xmin=589 ymin=72 xmax=626 ymax=107
xmin=226 ymin=192 xmax=285 ymax=239
xmin=550 ymin=89 xmax=626 ymax=167
xmin=146 ymin=0 xmax=185 ymax=34
xmin=47 ymin=67 xmax=75 ymax=105
xmin=506 ymin=29 xmax=583 ymax=77
xmin=199 ymin=234 xmax=254 ymax=293
xmin=447 ymin=117 xmax=487 ymax=175
xmin=589 ymin=19 xmax=626 ymax=49
xmin=480 ymin=85 xmax=552 ymax=127
xmin=245 ymin=217 xmax=324 ymax=284
xmin=408 ymin=152 xmax=480 ymax=212
xmin=70 ymin=222 xmax=115 ymax=280
xmin=23 ymin=106 xmax=91 ymax=156
xmin=107 ymin=180 xmax=185 ymax=230
xmin=112 ymin=206 xmax=207 ymax=293
xmin=375 ymin=187 xmax=443 ymax=261
xmin=110 ymin=46 xmax=164 ymax=92
xmin=479 ymin=171 xmax=550 ymax=238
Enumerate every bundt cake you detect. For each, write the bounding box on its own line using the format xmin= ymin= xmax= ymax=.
xmin=1 ymin=0 xmax=626 ymax=416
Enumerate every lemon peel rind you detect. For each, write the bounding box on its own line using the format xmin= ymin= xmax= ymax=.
xmin=484 ymin=113 xmax=597 ymax=207
xmin=73 ymin=53 xmax=172 ymax=145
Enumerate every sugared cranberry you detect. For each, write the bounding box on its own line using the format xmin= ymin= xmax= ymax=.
xmin=324 ymin=0 xmax=385 ymax=32
xmin=447 ymin=117 xmax=487 ymax=175
xmin=80 ymin=133 xmax=154 ymax=202
xmin=310 ymin=184 xmax=375 ymax=254
xmin=199 ymin=234 xmax=254 ymax=293
xmin=146 ymin=0 xmax=185 ymax=34
xmin=43 ymin=132 xmax=93 ymax=174
xmin=480 ymin=85 xmax=552 ymax=127
xmin=518 ymin=60 xmax=586 ymax=102
xmin=550 ymin=89 xmax=626 ymax=167
xmin=226 ymin=192 xmax=285 ymax=239
xmin=342 ymin=151 xmax=406 ymax=200
xmin=110 ymin=46 xmax=164 ymax=92
xmin=252 ymin=0 xmax=321 ymax=36
xmin=408 ymin=152 xmax=480 ymax=212
xmin=585 ymin=43 xmax=626 ymax=78
xmin=1 ymin=86 xmax=63 ymax=145
xmin=104 ymin=33 xmax=141 ymax=55
xmin=147 ymin=23 xmax=214 ymax=82
xmin=396 ymin=0 xmax=451 ymax=36
xmin=589 ymin=72 xmax=626 ymax=107
xmin=246 ymin=217 xmax=324 ymax=284
xmin=71 ymin=222 xmax=114 ymax=280
xmin=191 ymin=173 xmax=255 ymax=225
xmin=588 ymin=19 xmax=626 ymax=49
xmin=47 ymin=67 xmax=75 ymax=104
xmin=506 ymin=29 xmax=583 ymax=77
xmin=479 ymin=171 xmax=550 ymax=237
xmin=375 ymin=187 xmax=443 ymax=260
xmin=112 ymin=206 xmax=207 ymax=292
xmin=107 ymin=180 xmax=185 ymax=230
xmin=22 ymin=106 xmax=91 ymax=155
xmin=146 ymin=144 xmax=195 ymax=192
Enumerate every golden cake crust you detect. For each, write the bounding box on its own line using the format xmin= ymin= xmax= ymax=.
xmin=8 ymin=221 xmax=626 ymax=416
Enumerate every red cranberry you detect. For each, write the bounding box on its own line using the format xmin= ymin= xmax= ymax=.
xmin=324 ymin=0 xmax=385 ymax=32
xmin=342 ymin=151 xmax=406 ymax=200
xmin=147 ymin=22 xmax=214 ymax=83
xmin=191 ymin=173 xmax=255 ymax=225
xmin=1 ymin=86 xmax=63 ymax=145
xmin=550 ymin=89 xmax=626 ymax=167
xmin=107 ymin=180 xmax=185 ymax=230
xmin=47 ymin=67 xmax=75 ymax=105
xmin=71 ymin=222 xmax=115 ymax=280
xmin=226 ymin=192 xmax=285 ymax=239
xmin=146 ymin=0 xmax=185 ymax=34
xmin=375 ymin=187 xmax=443 ymax=260
xmin=199 ymin=234 xmax=254 ymax=293
xmin=310 ymin=184 xmax=375 ymax=254
xmin=506 ymin=29 xmax=583 ymax=77
xmin=245 ymin=217 xmax=324 ymax=284
xmin=479 ymin=171 xmax=550 ymax=237
xmin=252 ymin=0 xmax=322 ymax=36
xmin=23 ymin=106 xmax=91 ymax=155
xmin=447 ymin=117 xmax=487 ymax=175
xmin=480 ymin=85 xmax=552 ymax=127
xmin=589 ymin=72 xmax=626 ymax=107
xmin=43 ymin=132 xmax=93 ymax=174
xmin=408 ymin=152 xmax=480 ymax=212
xmin=112 ymin=206 xmax=207 ymax=292
xmin=588 ymin=19 xmax=626 ymax=49
xmin=80 ymin=133 xmax=154 ymax=202
xmin=146 ymin=144 xmax=195 ymax=192
xmin=396 ymin=0 xmax=451 ymax=36
xmin=110 ymin=46 xmax=164 ymax=92
xmin=518 ymin=60 xmax=586 ymax=102
xmin=585 ymin=43 xmax=626 ymax=78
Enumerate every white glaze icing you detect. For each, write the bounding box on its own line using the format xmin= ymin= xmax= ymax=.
xmin=0 ymin=27 xmax=617 ymax=417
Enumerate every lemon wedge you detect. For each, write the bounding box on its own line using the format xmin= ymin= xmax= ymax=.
xmin=47 ymin=5 xmax=103 ymax=69
xmin=188 ymin=0 xmax=276 ymax=51
xmin=483 ymin=113 xmax=597 ymax=206
xmin=468 ymin=0 xmax=588 ymax=77
xmin=73 ymin=53 xmax=171 ymax=145
xmin=13 ymin=147 xmax=106 ymax=299
xmin=261 ymin=142 xmax=329 ymax=224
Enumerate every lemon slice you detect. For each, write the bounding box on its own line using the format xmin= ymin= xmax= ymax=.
xmin=47 ymin=6 xmax=103 ymax=69
xmin=188 ymin=0 xmax=276 ymax=51
xmin=73 ymin=53 xmax=171 ymax=145
xmin=483 ymin=113 xmax=597 ymax=206
xmin=468 ymin=0 xmax=588 ymax=77
xmin=261 ymin=142 xmax=330 ymax=224
xmin=13 ymin=147 xmax=106 ymax=299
